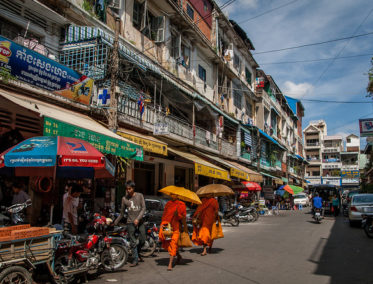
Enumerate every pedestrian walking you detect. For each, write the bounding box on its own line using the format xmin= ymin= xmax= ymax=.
xmin=114 ymin=181 xmax=146 ymax=267
xmin=192 ymin=195 xmax=219 ymax=256
xmin=159 ymin=194 xmax=188 ymax=271
xmin=332 ymin=194 xmax=339 ymax=217
xmin=63 ymin=183 xmax=82 ymax=234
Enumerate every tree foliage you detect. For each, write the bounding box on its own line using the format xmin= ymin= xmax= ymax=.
xmin=368 ymin=57 xmax=373 ymax=97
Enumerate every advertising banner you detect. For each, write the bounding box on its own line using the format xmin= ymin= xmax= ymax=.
xmin=359 ymin=119 xmax=373 ymax=137
xmin=117 ymin=131 xmax=167 ymax=156
xmin=341 ymin=170 xmax=360 ymax=178
xmin=230 ymin=167 xmax=250 ymax=181
xmin=43 ymin=117 xmax=143 ymax=161
xmin=0 ymin=35 xmax=93 ymax=105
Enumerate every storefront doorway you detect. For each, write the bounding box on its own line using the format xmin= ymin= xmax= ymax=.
xmin=134 ymin=162 xmax=155 ymax=195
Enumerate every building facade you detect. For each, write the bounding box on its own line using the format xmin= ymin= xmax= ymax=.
xmin=0 ymin=0 xmax=307 ymax=210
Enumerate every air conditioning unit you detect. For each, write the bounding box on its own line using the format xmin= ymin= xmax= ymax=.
xmin=107 ymin=0 xmax=122 ymax=10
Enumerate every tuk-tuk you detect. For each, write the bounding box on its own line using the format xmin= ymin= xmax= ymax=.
xmin=310 ymin=184 xmax=341 ymax=215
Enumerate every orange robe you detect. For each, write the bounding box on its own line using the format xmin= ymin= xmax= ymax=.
xmin=159 ymin=200 xmax=186 ymax=256
xmin=192 ymin=197 xmax=219 ymax=247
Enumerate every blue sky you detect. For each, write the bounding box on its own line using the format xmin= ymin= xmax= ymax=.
xmin=218 ymin=0 xmax=373 ymax=147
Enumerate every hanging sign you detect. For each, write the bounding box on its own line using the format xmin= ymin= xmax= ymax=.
xmin=153 ymin=123 xmax=169 ymax=135
xmin=359 ymin=119 xmax=373 ymax=137
xmin=0 ymin=35 xmax=94 ymax=105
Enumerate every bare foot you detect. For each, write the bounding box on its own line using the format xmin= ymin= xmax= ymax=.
xmin=201 ymin=252 xmax=207 ymax=256
xmin=167 ymin=267 xmax=173 ymax=271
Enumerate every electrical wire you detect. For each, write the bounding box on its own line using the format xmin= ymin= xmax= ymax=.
xmin=238 ymin=0 xmax=300 ymax=25
xmin=259 ymin=53 xmax=373 ymax=65
xmin=252 ymin=31 xmax=373 ymax=55
xmin=302 ymin=98 xmax=371 ymax=104
xmin=310 ymin=7 xmax=373 ymax=91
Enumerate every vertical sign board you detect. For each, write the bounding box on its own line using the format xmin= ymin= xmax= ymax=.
xmin=0 ymin=35 xmax=93 ymax=105
xmin=359 ymin=119 xmax=373 ymax=137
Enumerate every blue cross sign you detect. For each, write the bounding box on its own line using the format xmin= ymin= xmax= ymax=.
xmin=98 ymin=89 xmax=110 ymax=105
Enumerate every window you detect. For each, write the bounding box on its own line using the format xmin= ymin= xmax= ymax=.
xmin=181 ymin=44 xmax=190 ymax=68
xmin=233 ymin=54 xmax=240 ymax=72
xmin=133 ymin=0 xmax=144 ymax=30
xmin=171 ymin=33 xmax=180 ymax=59
xmin=233 ymin=91 xmax=242 ymax=109
xmin=347 ymin=138 xmax=351 ymax=143
xmin=203 ymin=0 xmax=208 ymax=11
xmin=198 ymin=65 xmax=206 ymax=82
xmin=245 ymin=100 xmax=252 ymax=117
xmin=245 ymin=67 xmax=252 ymax=84
xmin=187 ymin=4 xmax=194 ymax=20
xmin=133 ymin=0 xmax=165 ymax=42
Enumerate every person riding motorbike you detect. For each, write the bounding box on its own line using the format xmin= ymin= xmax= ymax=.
xmin=312 ymin=192 xmax=323 ymax=217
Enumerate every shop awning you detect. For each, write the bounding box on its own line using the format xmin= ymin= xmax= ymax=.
xmin=258 ymin=129 xmax=286 ymax=150
xmin=169 ymin=148 xmax=230 ymax=181
xmin=117 ymin=128 xmax=167 ymax=156
xmin=0 ymin=90 xmax=143 ymax=160
xmin=260 ymin=171 xmax=283 ymax=184
xmin=228 ymin=161 xmax=263 ymax=183
xmin=193 ymin=151 xmax=249 ymax=181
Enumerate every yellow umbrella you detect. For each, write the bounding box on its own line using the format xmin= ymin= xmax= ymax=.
xmin=159 ymin=185 xmax=202 ymax=205
xmin=196 ymin=184 xmax=234 ymax=197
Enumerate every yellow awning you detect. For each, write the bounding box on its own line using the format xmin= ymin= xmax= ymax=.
xmin=169 ymin=148 xmax=230 ymax=181
xmin=275 ymin=179 xmax=284 ymax=185
xmin=193 ymin=150 xmax=251 ymax=181
xmin=117 ymin=128 xmax=167 ymax=156
xmin=228 ymin=161 xmax=264 ymax=183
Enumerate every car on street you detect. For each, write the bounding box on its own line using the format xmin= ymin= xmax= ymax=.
xmin=348 ymin=193 xmax=373 ymax=226
xmin=293 ymin=193 xmax=310 ymax=207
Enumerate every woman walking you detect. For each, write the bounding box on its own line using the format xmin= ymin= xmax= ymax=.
xmin=332 ymin=194 xmax=340 ymax=217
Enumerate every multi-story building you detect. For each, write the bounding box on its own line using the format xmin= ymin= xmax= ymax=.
xmin=341 ymin=134 xmax=360 ymax=190
xmin=0 ymin=0 xmax=307 ymax=220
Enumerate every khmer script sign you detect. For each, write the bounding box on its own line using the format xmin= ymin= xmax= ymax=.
xmin=0 ymin=35 xmax=93 ymax=105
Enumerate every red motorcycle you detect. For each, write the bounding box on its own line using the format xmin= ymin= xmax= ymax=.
xmin=54 ymin=214 xmax=128 ymax=283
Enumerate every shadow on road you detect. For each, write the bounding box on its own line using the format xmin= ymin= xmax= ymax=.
xmin=188 ymin=247 xmax=224 ymax=254
xmin=309 ymin=215 xmax=373 ymax=284
xmin=155 ymin=257 xmax=193 ymax=266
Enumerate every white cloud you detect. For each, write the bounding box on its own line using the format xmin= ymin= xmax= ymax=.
xmin=282 ymin=81 xmax=314 ymax=99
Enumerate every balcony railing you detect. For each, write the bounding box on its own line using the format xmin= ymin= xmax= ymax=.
xmin=306 ymin=142 xmax=320 ymax=147
xmin=118 ymin=97 xmax=235 ymax=156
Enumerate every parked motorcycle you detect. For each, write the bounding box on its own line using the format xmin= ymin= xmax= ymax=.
xmin=237 ymin=205 xmax=258 ymax=223
xmin=362 ymin=213 xmax=373 ymax=238
xmin=0 ymin=199 xmax=32 ymax=226
xmin=219 ymin=207 xmax=239 ymax=227
xmin=54 ymin=213 xmax=128 ymax=283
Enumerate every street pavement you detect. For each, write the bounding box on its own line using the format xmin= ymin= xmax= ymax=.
xmin=91 ymin=210 xmax=373 ymax=284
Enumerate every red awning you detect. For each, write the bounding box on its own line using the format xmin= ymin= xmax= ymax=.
xmin=241 ymin=181 xmax=262 ymax=191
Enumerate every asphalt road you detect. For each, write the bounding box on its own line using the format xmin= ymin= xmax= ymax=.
xmin=91 ymin=210 xmax=373 ymax=284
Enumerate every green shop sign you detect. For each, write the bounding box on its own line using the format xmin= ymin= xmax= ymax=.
xmin=43 ymin=117 xmax=143 ymax=161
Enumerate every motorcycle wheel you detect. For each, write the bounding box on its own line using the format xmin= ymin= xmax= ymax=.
xmin=101 ymin=244 xmax=128 ymax=272
xmin=0 ymin=266 xmax=32 ymax=284
xmin=254 ymin=211 xmax=260 ymax=221
xmin=364 ymin=225 xmax=373 ymax=238
xmin=230 ymin=216 xmax=239 ymax=227
xmin=139 ymin=236 xmax=156 ymax=257
xmin=54 ymin=255 xmax=80 ymax=284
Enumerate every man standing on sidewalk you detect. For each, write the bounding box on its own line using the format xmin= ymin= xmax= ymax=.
xmin=114 ymin=181 xmax=146 ymax=267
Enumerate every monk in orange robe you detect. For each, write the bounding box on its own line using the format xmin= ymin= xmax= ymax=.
xmin=159 ymin=195 xmax=187 ymax=271
xmin=192 ymin=195 xmax=219 ymax=256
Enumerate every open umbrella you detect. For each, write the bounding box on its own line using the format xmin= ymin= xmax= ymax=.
xmin=159 ymin=186 xmax=202 ymax=205
xmin=241 ymin=181 xmax=262 ymax=191
xmin=0 ymin=136 xmax=114 ymax=178
xmin=283 ymin=184 xmax=304 ymax=195
xmin=196 ymin=184 xmax=234 ymax=197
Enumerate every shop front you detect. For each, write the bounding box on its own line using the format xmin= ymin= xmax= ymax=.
xmin=0 ymin=90 xmax=143 ymax=226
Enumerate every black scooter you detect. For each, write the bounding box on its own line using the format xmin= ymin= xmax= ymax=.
xmin=219 ymin=206 xmax=239 ymax=227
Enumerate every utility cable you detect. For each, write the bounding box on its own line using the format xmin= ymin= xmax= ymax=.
xmin=238 ymin=0 xmax=300 ymax=25
xmin=310 ymin=7 xmax=373 ymax=91
xmin=259 ymin=53 xmax=373 ymax=65
xmin=252 ymin=31 xmax=373 ymax=55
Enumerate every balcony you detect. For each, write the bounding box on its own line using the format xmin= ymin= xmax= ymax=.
xmin=241 ymin=151 xmax=251 ymax=161
xmin=322 ymin=147 xmax=340 ymax=153
xmin=305 ymin=142 xmax=321 ymax=148
xmin=341 ymin=164 xmax=359 ymax=171
xmin=117 ymin=98 xmax=236 ymax=157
